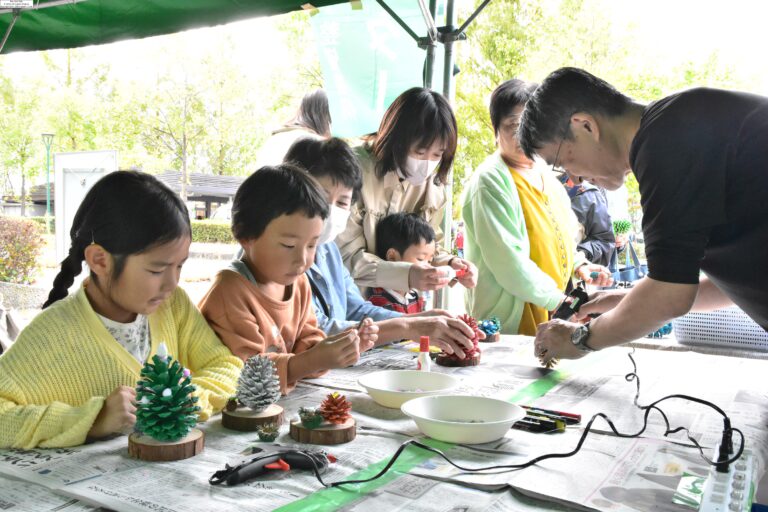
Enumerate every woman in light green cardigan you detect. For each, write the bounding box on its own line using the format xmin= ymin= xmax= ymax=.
xmin=461 ymin=80 xmax=611 ymax=335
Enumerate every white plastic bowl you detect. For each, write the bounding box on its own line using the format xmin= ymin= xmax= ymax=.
xmin=401 ymin=395 xmax=525 ymax=444
xmin=358 ymin=370 xmax=459 ymax=408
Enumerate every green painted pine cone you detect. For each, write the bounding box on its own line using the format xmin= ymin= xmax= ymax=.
xmin=135 ymin=349 xmax=200 ymax=442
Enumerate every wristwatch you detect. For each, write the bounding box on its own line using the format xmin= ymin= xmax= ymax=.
xmin=570 ymin=323 xmax=595 ymax=353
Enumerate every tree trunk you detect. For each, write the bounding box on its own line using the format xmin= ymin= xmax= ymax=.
xmin=20 ymin=173 xmax=26 ymax=217
xmin=181 ymin=132 xmax=188 ymax=202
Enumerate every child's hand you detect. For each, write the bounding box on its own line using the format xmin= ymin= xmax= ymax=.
xmin=313 ymin=331 xmax=361 ymax=369
xmin=355 ymin=318 xmax=378 ymax=352
xmin=88 ymin=385 xmax=136 ymax=439
xmin=408 ymin=262 xmax=451 ymax=291
xmin=449 ymin=257 xmax=478 ymax=288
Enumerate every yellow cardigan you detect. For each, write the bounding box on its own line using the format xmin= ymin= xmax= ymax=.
xmin=0 ymin=284 xmax=243 ymax=449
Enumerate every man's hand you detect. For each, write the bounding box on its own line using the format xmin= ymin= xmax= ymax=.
xmin=574 ymin=289 xmax=627 ymax=320
xmin=534 ymin=319 xmax=586 ymax=365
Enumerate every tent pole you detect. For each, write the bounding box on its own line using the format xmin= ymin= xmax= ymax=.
xmin=421 ymin=0 xmax=437 ymax=89
xmin=0 ymin=9 xmax=20 ymax=54
xmin=374 ymin=0 xmax=419 ymax=42
xmin=436 ymin=0 xmax=456 ymax=310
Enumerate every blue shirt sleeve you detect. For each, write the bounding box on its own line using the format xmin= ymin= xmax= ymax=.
xmin=343 ymin=263 xmax=403 ymax=323
xmin=311 ymin=293 xmax=358 ymax=336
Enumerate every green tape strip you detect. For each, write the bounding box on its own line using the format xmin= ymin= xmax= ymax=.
xmin=280 ymin=352 xmax=607 ymax=511
xmin=274 ymin=438 xmax=452 ymax=511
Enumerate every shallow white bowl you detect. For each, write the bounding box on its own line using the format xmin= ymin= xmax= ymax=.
xmin=358 ymin=370 xmax=459 ymax=408
xmin=401 ymin=395 xmax=525 ymax=444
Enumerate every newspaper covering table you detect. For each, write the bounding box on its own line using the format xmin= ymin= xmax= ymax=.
xmin=0 ymin=337 xmax=765 ymax=511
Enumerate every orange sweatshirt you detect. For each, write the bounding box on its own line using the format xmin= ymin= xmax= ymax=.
xmin=198 ymin=265 xmax=326 ymax=394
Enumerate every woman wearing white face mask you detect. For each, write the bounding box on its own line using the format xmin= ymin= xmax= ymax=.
xmin=336 ymin=87 xmax=478 ymax=297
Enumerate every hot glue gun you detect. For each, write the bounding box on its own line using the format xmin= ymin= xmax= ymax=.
xmin=209 ymin=445 xmax=335 ymax=486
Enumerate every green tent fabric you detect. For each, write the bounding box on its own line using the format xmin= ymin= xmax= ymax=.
xmin=0 ymin=0 xmax=348 ymax=54
xmin=311 ymin=0 xmax=444 ymax=137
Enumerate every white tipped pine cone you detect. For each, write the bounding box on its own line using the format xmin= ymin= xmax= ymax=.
xmin=237 ymin=355 xmax=281 ymax=412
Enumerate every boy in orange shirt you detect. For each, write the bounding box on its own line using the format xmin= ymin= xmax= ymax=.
xmin=199 ymin=165 xmax=362 ymax=394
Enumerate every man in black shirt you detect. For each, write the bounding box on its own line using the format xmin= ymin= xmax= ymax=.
xmin=517 ymin=67 xmax=768 ymax=363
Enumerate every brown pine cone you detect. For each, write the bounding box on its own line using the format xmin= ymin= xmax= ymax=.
xmin=319 ymin=392 xmax=352 ymax=424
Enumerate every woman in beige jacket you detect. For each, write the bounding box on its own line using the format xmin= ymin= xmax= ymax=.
xmin=336 ymin=87 xmax=477 ymax=298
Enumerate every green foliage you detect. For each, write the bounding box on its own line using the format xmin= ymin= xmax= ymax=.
xmin=28 ymin=216 xmax=55 ymax=233
xmin=191 ymin=220 xmax=234 ymax=244
xmin=453 ymin=0 xmax=536 ymax=217
xmin=135 ymin=346 xmax=200 ymax=442
xmin=0 ymin=216 xmax=44 ymax=284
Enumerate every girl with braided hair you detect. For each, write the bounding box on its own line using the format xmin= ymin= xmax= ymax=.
xmin=0 ymin=171 xmax=242 ymax=449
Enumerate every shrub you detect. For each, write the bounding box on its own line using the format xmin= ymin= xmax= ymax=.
xmin=29 ymin=216 xmax=55 ymax=234
xmin=191 ymin=220 xmax=234 ymax=244
xmin=0 ymin=216 xmax=45 ymax=284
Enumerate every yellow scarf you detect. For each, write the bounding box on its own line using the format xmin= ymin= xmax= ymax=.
xmin=510 ymin=169 xmax=574 ymax=335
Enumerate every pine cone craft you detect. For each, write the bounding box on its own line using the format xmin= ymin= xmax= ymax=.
xmin=436 ymin=314 xmax=482 ymax=367
xmin=256 ymin=423 xmax=280 ymax=442
xmin=135 ymin=343 xmax=200 ymax=442
xmin=319 ymin=392 xmax=352 ymax=425
xmin=237 ymin=355 xmax=281 ymax=412
xmin=478 ymin=317 xmax=501 ymax=342
xmin=613 ymin=219 xmax=632 ymax=236
xmin=299 ymin=407 xmax=324 ymax=429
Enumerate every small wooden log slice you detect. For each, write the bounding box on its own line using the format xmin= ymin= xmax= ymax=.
xmin=289 ymin=418 xmax=356 ymax=445
xmin=435 ymin=353 xmax=481 ymax=367
xmin=128 ymin=428 xmax=204 ymax=462
xmin=479 ymin=332 xmax=500 ymax=343
xmin=222 ymin=403 xmax=284 ymax=432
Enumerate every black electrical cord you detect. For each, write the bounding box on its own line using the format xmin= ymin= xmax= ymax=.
xmin=212 ymin=350 xmax=745 ymax=488
xmin=321 ymin=349 xmax=745 ymax=488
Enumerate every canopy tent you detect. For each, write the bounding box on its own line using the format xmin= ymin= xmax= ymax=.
xmin=0 ymin=0 xmax=350 ymax=54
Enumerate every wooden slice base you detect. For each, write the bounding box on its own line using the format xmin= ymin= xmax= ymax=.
xmin=436 ymin=353 xmax=481 ymax=367
xmin=128 ymin=428 xmax=204 ymax=462
xmin=222 ymin=403 xmax=284 ymax=432
xmin=289 ymin=418 xmax=356 ymax=445
xmin=479 ymin=332 xmax=500 ymax=343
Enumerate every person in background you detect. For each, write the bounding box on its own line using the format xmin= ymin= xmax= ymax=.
xmin=461 ymin=79 xmax=612 ymax=336
xmin=0 ymin=171 xmax=242 ymax=449
xmin=255 ymin=89 xmax=332 ymax=169
xmin=559 ymin=175 xmax=616 ymax=266
xmin=199 ymin=166 xmax=364 ymax=395
xmin=455 ymin=221 xmax=465 ymax=259
xmin=285 ymin=137 xmax=477 ymax=358
xmin=367 ymin=212 xmax=436 ymax=314
xmin=336 ymin=87 xmax=478 ymax=303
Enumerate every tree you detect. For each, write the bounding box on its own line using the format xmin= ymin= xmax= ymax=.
xmin=452 ymin=0 xmax=538 ymax=216
xmin=42 ymin=49 xmax=112 ymax=153
xmin=199 ymin=38 xmax=260 ymax=176
xmin=141 ymin=70 xmax=206 ymax=200
xmin=0 ymin=81 xmax=42 ymax=216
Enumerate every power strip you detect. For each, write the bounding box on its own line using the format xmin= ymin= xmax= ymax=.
xmin=700 ymin=446 xmax=757 ymax=512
